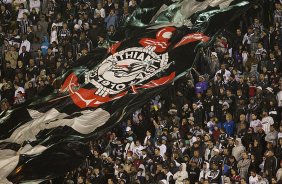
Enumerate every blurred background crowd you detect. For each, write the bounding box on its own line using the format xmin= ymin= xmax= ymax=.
xmin=1 ymin=0 xmax=282 ymax=184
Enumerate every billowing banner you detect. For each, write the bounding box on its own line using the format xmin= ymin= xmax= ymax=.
xmin=0 ymin=0 xmax=253 ymax=183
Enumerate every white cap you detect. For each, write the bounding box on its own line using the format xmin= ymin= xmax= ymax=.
xmin=256 ymin=86 xmax=262 ymax=90
xmin=74 ymin=24 xmax=80 ymax=30
xmin=126 ymin=126 xmax=131 ymax=132
xmin=266 ymin=87 xmax=273 ymax=93
xmin=211 ymin=52 xmax=218 ymax=58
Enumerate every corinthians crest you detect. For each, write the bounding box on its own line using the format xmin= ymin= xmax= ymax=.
xmin=61 ymin=27 xmax=209 ymax=108
xmin=84 ymin=46 xmax=171 ymax=97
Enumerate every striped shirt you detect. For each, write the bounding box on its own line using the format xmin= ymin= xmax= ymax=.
xmin=19 ymin=19 xmax=30 ymax=34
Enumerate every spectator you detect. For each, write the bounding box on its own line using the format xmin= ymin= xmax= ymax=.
xmin=173 ymin=163 xmax=188 ymax=184
xmin=105 ymin=9 xmax=118 ymax=29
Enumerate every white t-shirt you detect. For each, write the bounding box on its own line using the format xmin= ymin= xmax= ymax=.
xmin=95 ymin=8 xmax=105 ymax=18
xmin=250 ymin=119 xmax=261 ymax=132
xmin=249 ymin=175 xmax=259 ymax=184
xmin=214 ymin=69 xmax=231 ymax=83
xmin=277 ymin=90 xmax=282 ymax=107
xmin=19 ymin=40 xmax=31 ymax=55
xmin=261 ymin=116 xmax=274 ymax=134
xmin=29 ymin=0 xmax=41 ymax=12
xmin=14 ymin=87 xmax=25 ymax=97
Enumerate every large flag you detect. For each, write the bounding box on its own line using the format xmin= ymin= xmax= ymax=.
xmin=0 ymin=0 xmax=253 ymax=183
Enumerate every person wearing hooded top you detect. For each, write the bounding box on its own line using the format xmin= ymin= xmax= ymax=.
xmin=136 ymin=164 xmax=146 ymax=183
xmin=199 ymin=162 xmax=210 ymax=182
xmin=232 ymin=138 xmax=245 ymax=161
xmin=173 ymin=163 xmax=188 ymax=184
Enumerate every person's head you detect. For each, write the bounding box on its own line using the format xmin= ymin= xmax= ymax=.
xmin=193 ymin=150 xmax=199 ymax=157
xmin=231 ymin=167 xmax=238 ymax=175
xmin=236 ymin=28 xmax=242 ymax=36
xmin=154 ymin=147 xmax=160 ymax=155
xmin=109 ymin=9 xmax=115 ymax=16
xmin=1 ymin=99 xmax=10 ymax=111
xmin=271 ymin=177 xmax=277 ymax=184
xmin=29 ymin=58 xmax=35 ymax=66
xmin=262 ymin=109 xmax=268 ymax=117
xmin=226 ymin=88 xmax=232 ymax=96
xmin=250 ymin=170 xmax=257 ymax=177
xmin=226 ymin=113 xmax=232 ymax=121
xmin=256 ymin=41 xmax=263 ymax=49
xmin=239 ymin=114 xmax=246 ymax=122
xmin=213 ymin=149 xmax=220 ymax=155
xmin=270 ymin=52 xmax=275 ymax=59
xmin=242 ymin=151 xmax=248 ymax=159
xmin=228 ymin=138 xmax=234 ymax=145
xmin=192 ymin=103 xmax=197 ymax=110
xmin=240 ymin=178 xmax=247 ymax=184
xmin=77 ymin=176 xmax=84 ymax=184
xmin=220 ymin=64 xmax=226 ymax=71
xmin=212 ymin=162 xmax=218 ymax=170
xmin=236 ymin=89 xmax=242 ymax=96
xmin=107 ymin=178 xmax=114 ymax=184
xmin=235 ymin=138 xmax=241 ymax=146
xmin=0 ymin=4 xmax=6 ymax=12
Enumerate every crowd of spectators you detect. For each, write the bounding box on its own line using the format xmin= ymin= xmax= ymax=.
xmin=0 ymin=0 xmax=137 ymax=109
xmin=1 ymin=0 xmax=282 ymax=184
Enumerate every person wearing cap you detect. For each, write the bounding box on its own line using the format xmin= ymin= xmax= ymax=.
xmin=210 ymin=148 xmax=223 ymax=164
xmin=125 ymin=126 xmax=136 ymax=141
